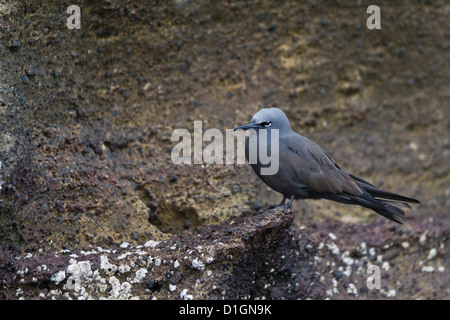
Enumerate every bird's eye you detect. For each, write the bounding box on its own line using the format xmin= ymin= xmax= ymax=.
xmin=262 ymin=121 xmax=272 ymax=127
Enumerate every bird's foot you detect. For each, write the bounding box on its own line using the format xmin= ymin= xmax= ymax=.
xmin=267 ymin=196 xmax=287 ymax=210
xmin=283 ymin=196 xmax=295 ymax=213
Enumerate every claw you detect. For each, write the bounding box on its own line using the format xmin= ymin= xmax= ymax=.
xmin=283 ymin=195 xmax=295 ymax=213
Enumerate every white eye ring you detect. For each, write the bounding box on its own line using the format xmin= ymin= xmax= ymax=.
xmin=264 ymin=121 xmax=272 ymax=127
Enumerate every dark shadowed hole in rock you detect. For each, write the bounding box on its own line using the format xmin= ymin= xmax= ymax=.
xmin=146 ymin=279 xmax=161 ymax=292
xmin=147 ymin=204 xmax=203 ymax=234
xmin=38 ymin=280 xmax=51 ymax=290
xmin=137 ymin=187 xmax=204 ymax=234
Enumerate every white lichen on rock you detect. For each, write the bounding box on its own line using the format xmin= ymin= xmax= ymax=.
xmin=421 ymin=266 xmax=435 ymax=272
xmin=427 ymin=248 xmax=437 ymax=260
xmin=100 ymin=255 xmax=117 ymax=274
xmin=180 ymin=289 xmax=193 ymax=300
xmin=144 ymin=240 xmax=160 ymax=248
xmin=50 ymin=271 xmax=66 ymax=285
xmin=132 ymin=268 xmax=147 ymax=283
xmin=192 ymin=257 xmax=205 ymax=271
xmin=327 ymin=242 xmax=340 ymax=255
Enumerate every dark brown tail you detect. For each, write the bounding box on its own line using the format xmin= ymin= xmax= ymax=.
xmin=350 ymin=184 xmax=421 ymax=224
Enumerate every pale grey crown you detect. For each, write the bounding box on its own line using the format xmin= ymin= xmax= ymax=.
xmin=251 ymin=108 xmax=292 ymax=133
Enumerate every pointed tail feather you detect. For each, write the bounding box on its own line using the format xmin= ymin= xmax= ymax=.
xmin=347 ymin=184 xmax=421 ymax=224
xmin=362 ymin=184 xmax=421 ymax=205
xmin=349 ymin=173 xmax=421 ymax=205
xmin=374 ymin=198 xmax=411 ymax=209
xmin=349 ymin=193 xmax=406 ymax=224
xmin=317 ymin=178 xmax=420 ymax=223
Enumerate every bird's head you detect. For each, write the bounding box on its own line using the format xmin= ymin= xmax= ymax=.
xmin=233 ymin=108 xmax=291 ymax=133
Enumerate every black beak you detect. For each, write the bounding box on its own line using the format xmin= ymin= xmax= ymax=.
xmin=233 ymin=123 xmax=259 ymax=131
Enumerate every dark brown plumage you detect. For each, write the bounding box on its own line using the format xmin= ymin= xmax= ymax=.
xmin=234 ymin=108 xmax=420 ymax=223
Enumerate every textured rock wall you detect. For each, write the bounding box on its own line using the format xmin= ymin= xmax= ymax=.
xmin=0 ymin=0 xmax=448 ymax=299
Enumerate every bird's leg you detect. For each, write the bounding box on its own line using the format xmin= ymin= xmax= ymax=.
xmin=268 ymin=196 xmax=286 ymax=209
xmin=283 ymin=195 xmax=295 ymax=213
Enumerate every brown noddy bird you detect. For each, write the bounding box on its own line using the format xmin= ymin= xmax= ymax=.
xmin=234 ymin=108 xmax=420 ymax=223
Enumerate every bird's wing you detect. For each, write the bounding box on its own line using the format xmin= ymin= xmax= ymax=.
xmin=282 ymin=134 xmax=363 ymax=195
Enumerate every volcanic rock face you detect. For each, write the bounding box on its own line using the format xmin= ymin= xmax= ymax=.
xmin=1 ymin=208 xmax=448 ymax=300
xmin=0 ymin=1 xmax=448 ymax=299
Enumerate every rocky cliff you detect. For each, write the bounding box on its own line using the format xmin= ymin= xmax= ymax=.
xmin=0 ymin=0 xmax=448 ymax=299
